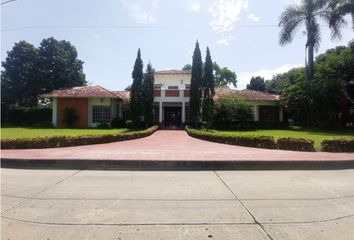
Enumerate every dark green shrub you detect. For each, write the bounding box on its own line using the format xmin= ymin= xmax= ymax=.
xmin=212 ymin=121 xmax=288 ymax=130
xmin=3 ymin=107 xmax=51 ymax=126
xmin=111 ymin=117 xmax=126 ymax=128
xmin=96 ymin=123 xmax=110 ymax=129
xmin=214 ymin=96 xmax=254 ymax=125
xmin=62 ymin=108 xmax=78 ymax=128
xmin=277 ymin=137 xmax=315 ymax=151
xmin=125 ymin=120 xmax=133 ymax=129
xmin=185 ymin=126 xmax=276 ymax=149
xmin=321 ymin=138 xmax=354 ymax=152
xmin=1 ymin=126 xmax=158 ymax=149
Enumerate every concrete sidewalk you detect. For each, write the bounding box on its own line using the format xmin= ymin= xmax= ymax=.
xmin=1 ymin=130 xmax=353 ymax=169
xmin=2 ymin=169 xmax=354 ymax=240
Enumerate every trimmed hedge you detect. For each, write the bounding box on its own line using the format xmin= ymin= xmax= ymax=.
xmin=321 ymin=138 xmax=354 ymax=152
xmin=1 ymin=126 xmax=158 ymax=149
xmin=185 ymin=126 xmax=276 ymax=149
xmin=211 ymin=121 xmax=289 ymax=130
xmin=277 ymin=137 xmax=315 ymax=152
xmin=3 ymin=107 xmax=52 ymax=126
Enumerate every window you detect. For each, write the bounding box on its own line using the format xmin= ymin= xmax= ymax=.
xmin=168 ymin=86 xmax=178 ymax=90
xmin=154 ymin=84 xmax=162 ymax=89
xmin=185 ymin=84 xmax=190 ymax=90
xmin=92 ymin=106 xmax=111 ymax=123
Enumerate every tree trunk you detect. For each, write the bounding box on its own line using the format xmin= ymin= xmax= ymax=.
xmin=306 ymin=44 xmax=314 ymax=81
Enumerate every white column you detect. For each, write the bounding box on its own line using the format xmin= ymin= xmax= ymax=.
xmin=254 ymin=105 xmax=259 ymax=121
xmin=182 ymin=101 xmax=185 ymax=123
xmin=159 ymin=101 xmax=163 ymax=123
xmin=52 ymin=98 xmax=57 ymax=127
xmin=279 ymin=107 xmax=283 ymax=122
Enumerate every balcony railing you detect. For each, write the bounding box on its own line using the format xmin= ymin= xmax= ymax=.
xmin=154 ymin=89 xmax=190 ymax=98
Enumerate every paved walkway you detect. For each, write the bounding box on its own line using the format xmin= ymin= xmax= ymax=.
xmin=1 ymin=130 xmax=353 ymax=161
xmin=2 ymin=168 xmax=354 ymax=239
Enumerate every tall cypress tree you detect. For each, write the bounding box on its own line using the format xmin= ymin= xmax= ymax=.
xmin=189 ymin=41 xmax=203 ymax=127
xmin=130 ymin=49 xmax=144 ymax=129
xmin=202 ymin=47 xmax=215 ymax=129
xmin=142 ymin=62 xmax=155 ymax=127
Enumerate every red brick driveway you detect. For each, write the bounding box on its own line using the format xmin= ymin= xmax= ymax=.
xmin=1 ymin=130 xmax=353 ymax=161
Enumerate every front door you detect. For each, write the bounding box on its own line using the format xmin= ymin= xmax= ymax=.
xmin=164 ymin=107 xmax=182 ymax=128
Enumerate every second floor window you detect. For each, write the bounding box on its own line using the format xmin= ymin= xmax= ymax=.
xmin=168 ymin=86 xmax=178 ymax=90
xmin=185 ymin=84 xmax=190 ymax=90
xmin=154 ymin=84 xmax=162 ymax=89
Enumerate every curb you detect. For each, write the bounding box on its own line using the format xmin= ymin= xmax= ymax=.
xmin=2 ymin=158 xmax=354 ymax=170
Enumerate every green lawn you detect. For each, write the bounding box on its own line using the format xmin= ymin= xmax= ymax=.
xmin=1 ymin=127 xmax=128 ymax=140
xmin=206 ymin=129 xmax=354 ymax=150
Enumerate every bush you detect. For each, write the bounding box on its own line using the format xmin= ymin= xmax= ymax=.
xmin=277 ymin=137 xmax=315 ymax=152
xmin=211 ymin=121 xmax=288 ymax=130
xmin=321 ymin=138 xmax=354 ymax=152
xmin=3 ymin=107 xmax=52 ymax=126
xmin=125 ymin=120 xmax=133 ymax=129
xmin=1 ymin=126 xmax=158 ymax=149
xmin=111 ymin=117 xmax=126 ymax=128
xmin=185 ymin=126 xmax=276 ymax=149
xmin=214 ymin=96 xmax=254 ymax=124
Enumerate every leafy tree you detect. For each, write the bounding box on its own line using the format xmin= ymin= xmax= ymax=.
xmin=265 ymin=68 xmax=304 ymax=94
xmin=214 ymin=95 xmax=254 ymax=124
xmin=142 ymin=62 xmax=155 ymax=127
xmin=189 ymin=41 xmax=203 ymax=127
xmin=247 ymin=76 xmax=266 ymax=92
xmin=124 ymin=85 xmax=131 ymax=91
xmin=1 ymin=41 xmax=40 ymax=107
xmin=182 ymin=64 xmax=192 ymax=71
xmin=213 ymin=62 xmax=237 ymax=87
xmin=1 ymin=38 xmax=86 ymax=108
xmin=38 ymin=37 xmax=86 ymax=92
xmin=279 ymin=0 xmax=347 ymax=80
xmin=202 ymin=47 xmax=215 ymax=128
xmin=183 ymin=62 xmax=237 ymax=87
xmin=130 ymin=49 xmax=144 ymax=129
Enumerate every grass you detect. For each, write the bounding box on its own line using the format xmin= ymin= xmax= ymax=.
xmin=1 ymin=127 xmax=129 ymax=140
xmin=200 ymin=129 xmax=354 ymax=150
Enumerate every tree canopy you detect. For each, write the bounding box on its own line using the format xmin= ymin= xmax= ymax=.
xmin=189 ymin=41 xmax=203 ymax=127
xmin=246 ymin=76 xmax=266 ymax=92
xmin=182 ymin=62 xmax=237 ymax=87
xmin=202 ymin=47 xmax=215 ymax=128
xmin=279 ymin=0 xmax=350 ymax=80
xmin=130 ymin=48 xmax=144 ymax=129
xmin=1 ymin=38 xmax=86 ymax=108
xmin=142 ymin=62 xmax=155 ymax=127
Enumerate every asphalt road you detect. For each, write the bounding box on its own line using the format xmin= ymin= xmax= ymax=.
xmin=2 ymin=168 xmax=354 ymax=240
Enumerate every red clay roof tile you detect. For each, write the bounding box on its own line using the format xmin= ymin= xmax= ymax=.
xmin=40 ymin=86 xmax=120 ymax=98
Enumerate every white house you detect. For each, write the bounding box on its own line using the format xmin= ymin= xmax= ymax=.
xmin=41 ymin=69 xmax=283 ymax=128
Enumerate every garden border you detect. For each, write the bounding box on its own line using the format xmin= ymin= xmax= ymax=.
xmin=1 ymin=126 xmax=158 ymax=149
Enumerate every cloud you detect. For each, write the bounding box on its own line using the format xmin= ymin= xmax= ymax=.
xmin=123 ymin=0 xmax=160 ymax=24
xmin=187 ymin=0 xmax=202 ymax=12
xmin=237 ymin=63 xmax=302 ymax=89
xmin=247 ymin=13 xmax=259 ymax=22
xmin=208 ymin=0 xmax=249 ymax=33
xmin=216 ymin=35 xmax=235 ymax=45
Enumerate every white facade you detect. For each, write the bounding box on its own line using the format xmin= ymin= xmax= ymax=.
xmin=153 ymin=72 xmax=191 ymax=125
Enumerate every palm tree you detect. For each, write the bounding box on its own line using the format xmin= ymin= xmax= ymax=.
xmin=279 ymin=0 xmax=348 ymax=81
xmin=329 ymin=0 xmax=354 ymax=30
